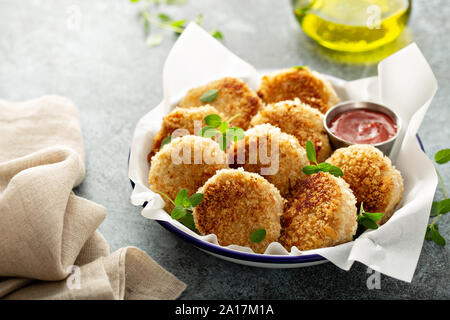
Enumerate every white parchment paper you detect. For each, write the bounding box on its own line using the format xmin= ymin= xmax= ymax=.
xmin=129 ymin=23 xmax=438 ymax=282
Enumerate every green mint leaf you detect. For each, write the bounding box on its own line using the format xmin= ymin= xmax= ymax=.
xmin=198 ymin=126 xmax=218 ymax=138
xmin=328 ymin=166 xmax=344 ymax=177
xmin=204 ymin=114 xmax=222 ymax=128
xmin=178 ymin=211 xmax=197 ymax=230
xmin=146 ymin=34 xmax=163 ymax=47
xmin=227 ymin=127 xmax=245 ymax=142
xmin=430 ymin=201 xmax=440 ymax=217
xmin=425 ymin=225 xmax=433 ymax=241
xmin=182 ymin=197 xmax=191 ymax=208
xmin=160 ymin=135 xmax=172 ymax=148
xmin=305 ymin=140 xmax=317 ymax=164
xmin=435 ymin=149 xmax=450 ymax=164
xmin=358 ymin=203 xmax=383 ymax=224
xmin=130 ymin=0 xmax=140 ymax=2
xmin=157 ymin=13 xmax=172 ymax=22
xmin=292 ymin=65 xmax=307 ymax=70
xmin=169 ymin=19 xmax=186 ymax=28
xmin=174 ymin=189 xmax=188 ymax=206
xmin=200 ymin=89 xmax=219 ymax=103
xmin=250 ymin=229 xmax=266 ymax=243
xmin=210 ymin=29 xmax=223 ymax=39
xmin=431 ymin=225 xmax=446 ymax=246
xmin=218 ymin=121 xmax=229 ymax=134
xmin=364 ymin=212 xmax=384 ymax=222
xmin=438 ymin=199 xmax=450 ymax=215
xmin=317 ymin=162 xmax=333 ymax=171
xmin=189 ymin=193 xmax=204 ymax=207
xmin=358 ymin=216 xmax=379 ymax=230
xmin=171 ymin=205 xmax=187 ymax=220
xmin=302 ymin=165 xmax=320 ymax=175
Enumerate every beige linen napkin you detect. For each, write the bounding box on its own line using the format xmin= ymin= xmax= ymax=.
xmin=0 ymin=95 xmax=186 ymax=299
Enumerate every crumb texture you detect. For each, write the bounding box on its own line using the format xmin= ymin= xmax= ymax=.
xmin=327 ymin=144 xmax=404 ymax=225
xmin=178 ymin=77 xmax=262 ymax=129
xmin=150 ymin=105 xmax=223 ymax=159
xmin=149 ymin=135 xmax=228 ymax=211
xmin=251 ymin=99 xmax=332 ymax=162
xmin=227 ymin=123 xmax=309 ymax=196
xmin=194 ymin=168 xmax=285 ymax=253
xmin=280 ymin=172 xmax=357 ymax=251
xmin=257 ymin=68 xmax=340 ymax=114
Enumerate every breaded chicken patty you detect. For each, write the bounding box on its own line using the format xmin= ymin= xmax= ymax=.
xmin=178 ymin=77 xmax=262 ymax=129
xmin=149 ymin=105 xmax=223 ymax=160
xmin=257 ymin=67 xmax=340 ymax=114
xmin=149 ymin=135 xmax=228 ymax=210
xmin=250 ymin=98 xmax=332 ymax=162
xmin=280 ymin=172 xmax=357 ymax=251
xmin=327 ymin=144 xmax=404 ymax=225
xmin=227 ymin=124 xmax=309 ymax=196
xmin=193 ymin=168 xmax=285 ymax=253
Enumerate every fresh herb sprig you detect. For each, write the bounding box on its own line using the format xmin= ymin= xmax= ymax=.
xmin=160 ymin=135 xmax=172 ymax=148
xmin=200 ymin=89 xmax=219 ymax=103
xmin=250 ymin=229 xmax=266 ymax=243
xmin=357 ymin=203 xmax=383 ymax=230
xmin=426 ymin=148 xmax=450 ymax=246
xmin=302 ymin=141 xmax=343 ymax=177
xmin=157 ymin=189 xmax=203 ymax=231
xmin=292 ymin=65 xmax=308 ymax=70
xmin=131 ymin=0 xmax=224 ymax=48
xmin=198 ymin=113 xmax=245 ymax=151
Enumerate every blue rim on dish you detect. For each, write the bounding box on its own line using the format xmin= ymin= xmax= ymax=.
xmin=129 ymin=134 xmax=425 ymax=265
xmin=129 ymin=179 xmax=325 ymax=264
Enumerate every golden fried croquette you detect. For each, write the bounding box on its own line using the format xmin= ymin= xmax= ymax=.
xmin=257 ymin=67 xmax=340 ymax=114
xmin=193 ymin=168 xmax=285 ymax=253
xmin=250 ymin=98 xmax=332 ymax=162
xmin=149 ymin=135 xmax=228 ymax=210
xmin=178 ymin=77 xmax=262 ymax=129
xmin=149 ymin=105 xmax=223 ymax=160
xmin=327 ymin=144 xmax=404 ymax=225
xmin=227 ymin=124 xmax=309 ymax=196
xmin=280 ymin=172 xmax=357 ymax=251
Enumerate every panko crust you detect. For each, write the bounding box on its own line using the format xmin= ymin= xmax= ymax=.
xmin=149 ymin=106 xmax=223 ymax=160
xmin=327 ymin=144 xmax=404 ymax=225
xmin=250 ymin=99 xmax=332 ymax=162
xmin=227 ymin=124 xmax=309 ymax=196
xmin=193 ymin=168 xmax=285 ymax=253
xmin=178 ymin=77 xmax=262 ymax=129
xmin=280 ymin=172 xmax=357 ymax=251
xmin=257 ymin=67 xmax=340 ymax=114
xmin=148 ymin=135 xmax=228 ymax=211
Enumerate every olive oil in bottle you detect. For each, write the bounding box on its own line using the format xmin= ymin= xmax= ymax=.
xmin=293 ymin=0 xmax=411 ymax=52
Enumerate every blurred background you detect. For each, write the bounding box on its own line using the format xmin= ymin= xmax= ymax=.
xmin=0 ymin=0 xmax=448 ymax=299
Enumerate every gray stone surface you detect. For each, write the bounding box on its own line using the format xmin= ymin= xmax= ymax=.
xmin=0 ymin=0 xmax=448 ymax=299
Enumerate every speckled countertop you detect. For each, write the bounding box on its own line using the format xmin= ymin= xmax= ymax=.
xmin=0 ymin=0 xmax=448 ymax=299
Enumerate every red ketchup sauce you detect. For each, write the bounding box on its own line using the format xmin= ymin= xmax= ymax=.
xmin=329 ymin=109 xmax=397 ymax=144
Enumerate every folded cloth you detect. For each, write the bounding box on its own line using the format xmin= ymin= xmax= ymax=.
xmin=0 ymin=96 xmax=186 ymax=299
